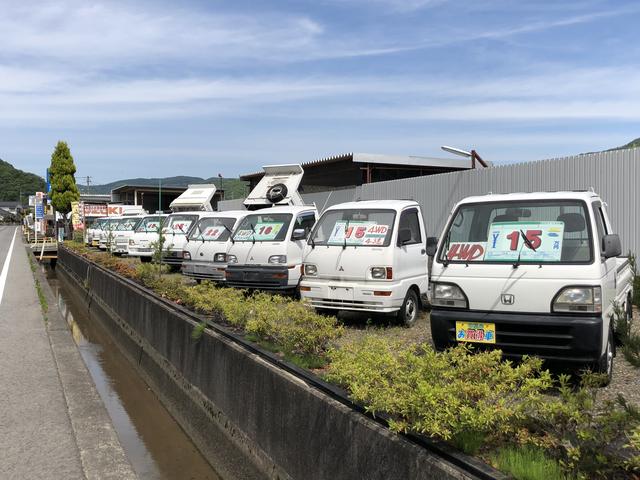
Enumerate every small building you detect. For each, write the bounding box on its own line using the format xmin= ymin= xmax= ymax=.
xmin=110 ymin=184 xmax=225 ymax=213
xmin=240 ymin=152 xmax=474 ymax=192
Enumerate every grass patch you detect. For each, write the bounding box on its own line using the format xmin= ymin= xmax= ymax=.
xmin=451 ymin=430 xmax=485 ymax=455
xmin=27 ymin=253 xmax=48 ymax=319
xmin=191 ymin=321 xmax=207 ymax=341
xmin=492 ymin=447 xmax=567 ymax=480
xmin=245 ymin=334 xmax=329 ymax=370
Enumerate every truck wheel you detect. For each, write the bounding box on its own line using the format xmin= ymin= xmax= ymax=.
xmin=140 ymin=256 xmax=152 ymax=263
xmin=595 ymin=328 xmax=614 ymax=386
xmin=397 ymin=290 xmax=419 ymax=327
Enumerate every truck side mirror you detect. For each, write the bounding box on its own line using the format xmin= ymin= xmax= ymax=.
xmin=292 ymin=228 xmax=306 ymax=240
xmin=426 ymin=236 xmax=438 ymax=257
xmin=602 ymin=234 xmax=621 ymax=258
xmin=397 ymin=228 xmax=412 ymax=246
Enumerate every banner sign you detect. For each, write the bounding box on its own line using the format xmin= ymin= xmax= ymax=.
xmin=35 ymin=192 xmax=44 ymax=220
xmin=83 ymin=203 xmax=108 ymax=217
xmin=71 ymin=202 xmax=83 ymax=231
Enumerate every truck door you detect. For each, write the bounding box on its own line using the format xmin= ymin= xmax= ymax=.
xmin=396 ymin=208 xmax=428 ymax=285
xmin=592 ymin=201 xmax=616 ymax=324
xmin=291 ymin=211 xmax=317 ymax=263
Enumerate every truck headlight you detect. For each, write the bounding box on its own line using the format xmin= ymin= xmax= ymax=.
xmin=432 ymin=283 xmax=468 ymax=308
xmin=183 ymin=251 xmax=191 ymax=260
xmin=268 ymin=255 xmax=287 ymax=264
xmin=227 ymin=254 xmax=238 ymax=264
xmin=304 ymin=264 xmax=317 ymax=276
xmin=553 ymin=286 xmax=601 ymax=313
xmin=370 ymin=266 xmax=393 ymax=279
xmin=214 ymin=253 xmax=226 ymax=263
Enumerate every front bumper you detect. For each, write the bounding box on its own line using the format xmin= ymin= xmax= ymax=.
xmin=300 ymin=279 xmax=404 ymax=313
xmin=162 ymin=250 xmax=184 ymax=265
xmin=128 ymin=245 xmax=154 ymax=257
xmin=182 ymin=261 xmax=226 ymax=281
xmin=430 ymin=308 xmax=603 ymax=365
xmin=225 ymin=265 xmax=293 ymax=290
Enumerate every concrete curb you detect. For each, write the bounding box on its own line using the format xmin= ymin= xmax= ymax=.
xmin=28 ymin=248 xmax=138 ymax=480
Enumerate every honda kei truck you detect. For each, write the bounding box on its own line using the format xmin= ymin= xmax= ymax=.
xmin=428 ymin=191 xmax=634 ymax=382
xmin=224 ymin=164 xmax=318 ymax=291
xmin=181 ymin=210 xmax=248 ymax=282
xmin=299 ymin=200 xmax=429 ymax=326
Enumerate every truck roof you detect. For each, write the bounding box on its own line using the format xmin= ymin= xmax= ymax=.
xmin=325 ymin=199 xmax=420 ymax=211
xmin=457 ymin=191 xmax=602 ymax=205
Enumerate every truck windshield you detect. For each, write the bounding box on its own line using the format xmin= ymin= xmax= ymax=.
xmin=439 ymin=200 xmax=593 ymax=264
xmin=310 ymin=209 xmax=396 ymax=247
xmin=189 ymin=217 xmax=236 ymax=242
xmin=233 ymin=213 xmax=292 ymax=242
xmin=162 ymin=215 xmax=198 ymax=235
xmin=136 ymin=216 xmax=162 ymax=233
xmin=116 ymin=217 xmax=140 ymax=231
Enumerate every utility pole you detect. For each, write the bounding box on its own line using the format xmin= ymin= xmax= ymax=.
xmin=82 ymin=176 xmax=92 ymax=194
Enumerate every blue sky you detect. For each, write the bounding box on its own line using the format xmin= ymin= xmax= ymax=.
xmin=1 ymin=0 xmax=639 ymax=184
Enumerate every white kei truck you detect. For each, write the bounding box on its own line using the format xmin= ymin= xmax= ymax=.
xmin=224 ymin=165 xmax=318 ymax=292
xmin=428 ymin=191 xmax=634 ymax=382
xmin=160 ymin=184 xmax=219 ymax=270
xmin=181 ymin=210 xmax=249 ymax=282
xmin=87 ymin=217 xmax=108 ymax=247
xmin=299 ymin=200 xmax=429 ymax=326
xmin=127 ymin=214 xmax=167 ymax=262
xmin=110 ymin=215 xmax=146 ymax=254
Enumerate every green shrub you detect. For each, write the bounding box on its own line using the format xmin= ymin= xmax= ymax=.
xmin=326 ymin=336 xmax=552 ymax=444
xmin=492 ymin=446 xmax=567 ymax=480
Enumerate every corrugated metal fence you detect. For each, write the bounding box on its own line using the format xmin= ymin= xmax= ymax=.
xmin=219 ymin=148 xmax=640 ymax=257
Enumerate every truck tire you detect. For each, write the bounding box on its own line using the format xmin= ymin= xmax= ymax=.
xmin=316 ymin=308 xmax=338 ymax=317
xmin=397 ymin=289 xmax=419 ymax=327
xmin=595 ymin=327 xmax=614 ymax=386
xmin=266 ymin=183 xmax=288 ymax=203
xmin=140 ymin=256 xmax=152 ymax=263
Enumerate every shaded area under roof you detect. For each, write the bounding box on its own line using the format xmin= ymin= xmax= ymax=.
xmin=240 ymin=152 xmax=474 ymax=192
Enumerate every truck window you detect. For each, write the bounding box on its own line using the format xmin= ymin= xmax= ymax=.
xmin=398 ymin=209 xmax=422 ymax=245
xmin=309 ymin=209 xmax=396 ymax=247
xmin=439 ymin=200 xmax=593 ymax=264
xmin=292 ymin=213 xmax=316 ymax=239
xmin=233 ymin=213 xmax=292 ymax=242
xmin=189 ymin=217 xmax=236 ymax=241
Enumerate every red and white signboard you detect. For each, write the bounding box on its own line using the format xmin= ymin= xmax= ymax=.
xmin=83 ymin=203 xmax=108 ymax=217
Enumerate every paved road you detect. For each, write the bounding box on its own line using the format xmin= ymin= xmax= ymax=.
xmin=0 ymin=227 xmax=136 ymax=479
xmin=0 ymin=226 xmax=86 ymax=478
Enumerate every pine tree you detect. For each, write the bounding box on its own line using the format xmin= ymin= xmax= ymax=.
xmin=49 ymin=141 xmax=80 ymax=215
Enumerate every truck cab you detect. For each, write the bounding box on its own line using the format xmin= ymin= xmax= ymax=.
xmin=181 ymin=210 xmax=248 ymax=282
xmin=87 ymin=217 xmax=108 ymax=247
xmin=300 ymin=200 xmax=428 ymax=326
xmin=127 ymin=214 xmax=167 ymax=262
xmin=110 ymin=215 xmax=145 ymax=255
xmin=224 ymin=164 xmax=318 ymax=292
xmin=98 ymin=217 xmax=121 ymax=250
xmin=429 ymin=191 xmax=634 ymax=382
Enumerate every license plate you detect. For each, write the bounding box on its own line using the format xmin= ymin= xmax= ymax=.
xmin=329 ymin=286 xmax=354 ymax=301
xmin=455 ymin=322 xmax=496 ymax=344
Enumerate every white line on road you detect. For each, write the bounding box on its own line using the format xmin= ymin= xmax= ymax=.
xmin=0 ymin=227 xmax=18 ymax=306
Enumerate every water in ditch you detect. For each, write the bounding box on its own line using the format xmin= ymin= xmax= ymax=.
xmin=45 ymin=267 xmax=221 ymax=480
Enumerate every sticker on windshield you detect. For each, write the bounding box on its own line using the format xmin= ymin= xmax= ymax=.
xmin=484 ymin=221 xmax=565 ymax=261
xmin=201 ymin=227 xmax=224 ymax=240
xmin=234 ymin=222 xmax=284 ymax=241
xmin=166 ymin=220 xmax=193 ymax=234
xmin=328 ymin=221 xmax=389 ymax=246
xmin=446 ymin=242 xmax=486 ymax=261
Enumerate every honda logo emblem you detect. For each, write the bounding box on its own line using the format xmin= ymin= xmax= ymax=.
xmin=501 ymin=294 xmax=515 ymax=305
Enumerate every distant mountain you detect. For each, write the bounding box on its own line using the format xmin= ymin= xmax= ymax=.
xmin=0 ymin=159 xmax=46 ymax=202
xmin=86 ymin=176 xmax=248 ymax=200
xmin=607 ymin=137 xmax=640 ymax=151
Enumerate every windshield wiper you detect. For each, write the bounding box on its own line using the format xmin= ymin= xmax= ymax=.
xmin=222 ymin=224 xmax=235 ymax=244
xmin=343 ymin=220 xmax=350 ymax=250
xmin=250 ymin=222 xmax=256 ymax=244
xmin=310 ymin=235 xmax=315 ymax=249
xmin=513 ymin=230 xmax=536 ymax=269
xmin=441 ymin=231 xmax=451 ymax=267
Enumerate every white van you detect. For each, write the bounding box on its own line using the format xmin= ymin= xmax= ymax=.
xmin=225 ymin=206 xmax=317 ymax=291
xmin=98 ymin=217 xmax=122 ymax=250
xmin=127 ymin=214 xmax=167 ymax=262
xmin=300 ymin=200 xmax=429 ymax=326
xmin=181 ymin=210 xmax=248 ymax=282
xmin=110 ymin=215 xmax=145 ymax=254
xmin=224 ymin=164 xmax=318 ymax=292
xmin=428 ymin=191 xmax=634 ymax=382
xmin=87 ymin=217 xmax=108 ymax=247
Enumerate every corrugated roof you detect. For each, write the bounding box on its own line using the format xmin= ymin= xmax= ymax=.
xmin=239 ymin=152 xmax=471 ymax=179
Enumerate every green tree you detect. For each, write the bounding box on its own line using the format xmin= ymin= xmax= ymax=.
xmin=49 ymin=141 xmax=80 ymax=215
